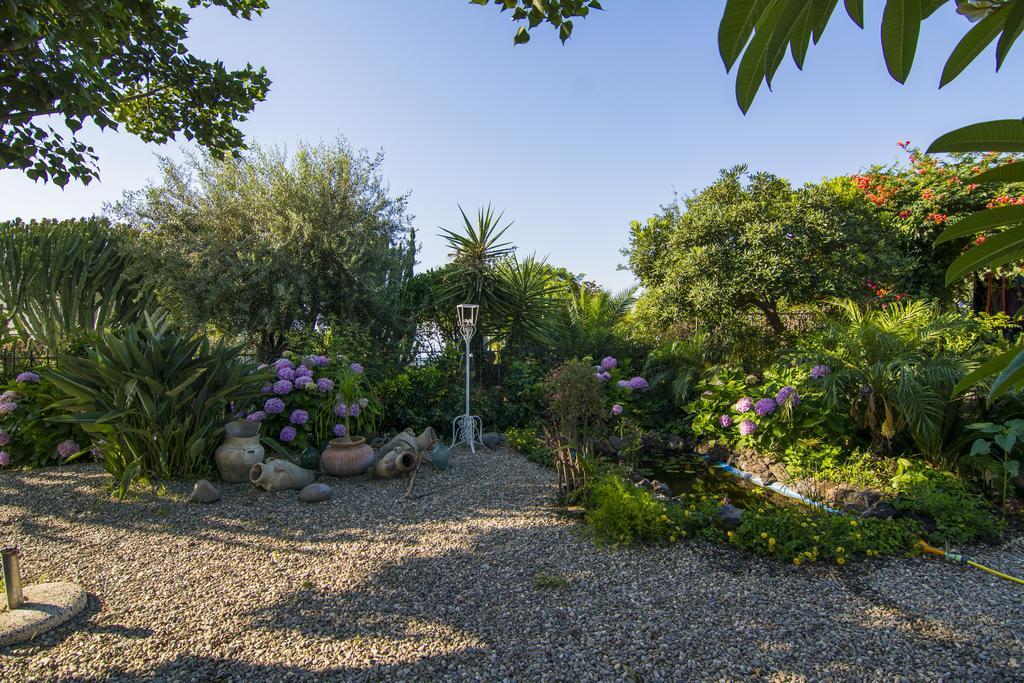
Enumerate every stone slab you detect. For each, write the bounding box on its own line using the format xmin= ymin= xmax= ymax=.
xmin=0 ymin=582 xmax=87 ymax=647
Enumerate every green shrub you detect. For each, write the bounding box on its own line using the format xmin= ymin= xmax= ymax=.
xmin=47 ymin=312 xmax=271 ymax=497
xmin=782 ymin=443 xmax=895 ymax=491
xmin=492 ymin=357 xmax=547 ymax=430
xmin=545 ymin=359 xmax=606 ymax=446
xmin=585 ymin=473 xmax=682 ymax=545
xmin=0 ymin=217 xmax=151 ymax=351
xmin=890 ymin=460 xmax=1005 ymax=546
xmin=505 ymin=425 xmax=551 ymax=466
xmin=730 ymin=506 xmax=920 ymax=565
xmin=374 ymin=354 xmax=462 ymax=435
xmin=0 ymin=371 xmax=92 ymax=468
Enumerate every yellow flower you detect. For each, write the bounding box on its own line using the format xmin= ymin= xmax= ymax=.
xmin=660 ymin=514 xmax=669 ymax=522
xmin=670 ymin=535 xmax=677 ymax=543
xmin=836 ymin=546 xmax=845 ymax=554
xmin=793 ymin=557 xmax=801 ymax=566
xmin=850 ymin=520 xmax=858 ymax=527
xmin=768 ymin=537 xmax=776 ymax=545
xmin=837 ymin=557 xmax=845 ymax=565
xmin=727 ymin=531 xmax=734 ymax=537
xmin=760 ymin=532 xmax=769 ymax=539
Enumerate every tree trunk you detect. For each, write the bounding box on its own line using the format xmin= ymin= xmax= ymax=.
xmin=754 ymin=301 xmax=786 ymax=336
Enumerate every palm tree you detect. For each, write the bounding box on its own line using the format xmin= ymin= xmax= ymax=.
xmin=642 ymin=332 xmax=714 ymax=408
xmin=557 ymin=283 xmax=637 ymax=358
xmin=435 ymin=204 xmax=515 ymax=306
xmin=492 ymin=253 xmax=563 ymax=354
xmin=812 ymin=299 xmax=984 ymax=458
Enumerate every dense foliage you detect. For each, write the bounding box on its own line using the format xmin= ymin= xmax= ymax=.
xmin=0 ymin=217 xmax=151 ymax=351
xmin=47 ymin=313 xmax=270 ymax=497
xmin=112 ymin=139 xmax=416 ymax=360
xmin=1 ymin=0 xmax=269 ymax=185
xmin=626 ymin=168 xmax=898 ymax=336
xmin=0 ymin=372 xmax=91 ymax=468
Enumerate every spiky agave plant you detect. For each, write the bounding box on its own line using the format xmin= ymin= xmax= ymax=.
xmin=810 ymin=299 xmax=985 ymax=458
xmin=47 ymin=312 xmax=271 ymax=497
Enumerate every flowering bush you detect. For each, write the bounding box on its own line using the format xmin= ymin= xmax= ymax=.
xmin=0 ymin=371 xmax=92 ymax=468
xmin=252 ymin=352 xmax=380 ymax=454
xmin=687 ymin=364 xmax=844 ymax=454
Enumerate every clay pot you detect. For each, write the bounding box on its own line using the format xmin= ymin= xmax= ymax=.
xmin=414 ymin=427 xmax=438 ymax=454
xmin=321 ymin=437 xmax=375 ymax=477
xmin=374 ymin=448 xmax=415 ymax=479
xmin=250 ymin=458 xmax=316 ymax=491
xmin=214 ymin=420 xmax=265 ymax=483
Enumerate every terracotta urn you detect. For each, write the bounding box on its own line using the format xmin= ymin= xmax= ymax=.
xmin=321 ymin=437 xmax=375 ymax=477
xmin=249 ymin=458 xmax=316 ymax=491
xmin=214 ymin=420 xmax=265 ymax=483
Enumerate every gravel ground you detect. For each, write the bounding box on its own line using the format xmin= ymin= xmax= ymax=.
xmin=0 ymin=449 xmax=1022 ymax=682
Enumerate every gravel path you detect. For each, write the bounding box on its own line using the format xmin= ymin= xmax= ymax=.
xmin=1 ymin=450 xmax=1021 ymax=682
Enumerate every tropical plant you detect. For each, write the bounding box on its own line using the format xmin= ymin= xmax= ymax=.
xmin=111 ymin=139 xmax=417 ymax=360
xmin=966 ymin=420 xmax=1023 ymax=510
xmin=491 ymin=254 xmax=564 ymax=353
xmin=1 ymin=0 xmax=269 ymax=185
xmin=642 ymin=333 xmax=714 ymax=410
xmin=46 ymin=312 xmax=271 ymax=497
xmin=0 ymin=217 xmax=151 ymax=351
xmin=803 ymin=299 xmax=990 ymax=458
xmin=470 ymin=0 xmax=604 ymax=44
xmin=556 ymin=283 xmax=637 ymax=359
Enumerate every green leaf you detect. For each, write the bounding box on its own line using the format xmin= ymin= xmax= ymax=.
xmin=1006 ymin=460 xmax=1021 ymax=477
xmin=953 ymin=343 xmax=1022 ymax=394
xmin=990 ymin=346 xmax=1024 ymax=399
xmin=996 ymin=0 xmax=1024 ymax=69
xmin=811 ymin=0 xmax=840 ymax=42
xmin=969 ymin=161 xmax=1024 ymax=184
xmin=940 ymin=6 xmax=1007 ymax=87
xmin=844 ymin=0 xmax=864 ymax=28
xmin=719 ymin=0 xmax=767 ymax=71
xmin=514 ymin=26 xmax=531 ymax=44
xmin=970 ymin=438 xmax=992 ymax=456
xmin=944 ymin=224 xmax=1024 ymax=284
xmin=927 ymin=118 xmax=1024 ymax=153
xmin=994 ymin=432 xmax=1017 ymax=454
xmin=735 ymin=0 xmax=787 ymax=113
xmin=935 ymin=205 xmax=1024 ymax=243
xmin=881 ymin=0 xmax=922 ymax=83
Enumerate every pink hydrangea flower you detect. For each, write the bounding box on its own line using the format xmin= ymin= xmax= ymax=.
xmin=0 ymin=451 xmax=9 ymax=467
xmin=611 ymin=404 xmax=623 ymax=416
xmin=264 ymin=398 xmax=285 ymax=414
xmin=15 ymin=372 xmax=39 ymax=383
xmin=279 ymin=426 xmax=297 ymax=443
xmin=349 ymin=362 xmax=364 ymax=374
xmin=0 ymin=402 xmax=16 ymax=416
xmin=316 ymin=378 xmax=334 ymax=392
xmin=333 ymin=424 xmax=347 ymax=437
xmin=738 ymin=420 xmax=758 ymax=436
xmin=0 ymin=430 xmax=9 ymax=447
xmin=719 ymin=415 xmax=733 ymax=428
xmin=290 ymin=409 xmax=309 ymax=425
xmin=733 ymin=397 xmax=755 ymax=413
xmin=272 ymin=379 xmax=293 ymax=395
xmin=601 ymin=356 xmax=618 ymax=370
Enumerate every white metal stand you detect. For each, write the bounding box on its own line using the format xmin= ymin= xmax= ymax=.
xmin=452 ymin=305 xmax=484 ymax=453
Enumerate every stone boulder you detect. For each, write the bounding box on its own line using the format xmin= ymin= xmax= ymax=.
xmin=189 ymin=479 xmax=220 ymax=504
xmin=482 ymin=432 xmax=507 ymax=450
xmin=297 ymin=483 xmax=332 ymax=503
xmin=715 ymin=503 xmax=744 ymax=531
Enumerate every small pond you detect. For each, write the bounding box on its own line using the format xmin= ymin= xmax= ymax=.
xmin=636 ymin=453 xmax=796 ymax=510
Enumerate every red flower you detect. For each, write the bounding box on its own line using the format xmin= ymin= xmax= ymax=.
xmin=898 ymin=210 xmax=911 ymax=219
xmin=975 ymin=235 xmax=988 ymax=245
xmin=927 ymin=213 xmax=948 ymax=224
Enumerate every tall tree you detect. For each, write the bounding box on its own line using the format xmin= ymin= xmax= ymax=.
xmin=627 ymin=167 xmax=900 ymax=336
xmin=111 ymin=138 xmax=416 ymax=360
xmin=1 ymin=0 xmax=270 ymax=186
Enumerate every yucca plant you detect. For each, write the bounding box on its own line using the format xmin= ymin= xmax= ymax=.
xmin=46 ymin=312 xmax=272 ymax=497
xmin=805 ymin=299 xmax=988 ymax=458
xmin=491 ymin=254 xmax=564 ymax=353
xmin=0 ymin=217 xmax=151 ymax=351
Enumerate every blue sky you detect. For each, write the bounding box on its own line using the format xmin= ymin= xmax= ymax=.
xmin=1 ymin=1 xmax=1021 ymax=290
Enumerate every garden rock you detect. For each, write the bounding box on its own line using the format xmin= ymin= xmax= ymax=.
xmin=861 ymin=500 xmax=897 ymax=520
xmin=297 ymin=483 xmax=332 ymax=503
xmin=715 ymin=503 xmax=744 ymax=531
xmin=188 ymin=480 xmax=220 ymax=504
xmin=696 ymin=441 xmax=730 ymax=463
xmin=482 ymin=432 xmax=506 ymax=450
xmin=608 ymin=435 xmax=623 ymax=452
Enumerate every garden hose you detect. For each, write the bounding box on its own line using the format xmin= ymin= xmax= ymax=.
xmin=916 ymin=541 xmax=1024 ymax=586
xmin=713 ymin=458 xmax=1024 ymax=586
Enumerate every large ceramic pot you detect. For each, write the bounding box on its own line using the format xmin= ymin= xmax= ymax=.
xmin=214 ymin=420 xmax=265 ymax=483
xmin=321 ymin=437 xmax=375 ymax=477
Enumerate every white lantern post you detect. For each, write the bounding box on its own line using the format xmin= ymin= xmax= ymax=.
xmin=452 ymin=304 xmax=483 ymax=453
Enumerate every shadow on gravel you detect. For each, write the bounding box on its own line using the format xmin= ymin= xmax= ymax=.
xmin=0 ymin=464 xmax=535 ymax=556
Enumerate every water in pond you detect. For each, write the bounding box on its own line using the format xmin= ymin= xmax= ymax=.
xmin=636 ymin=453 xmax=794 ymax=510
